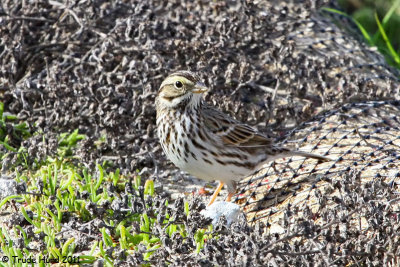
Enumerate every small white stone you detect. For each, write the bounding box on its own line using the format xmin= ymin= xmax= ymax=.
xmin=0 ymin=177 xmax=17 ymax=198
xmin=200 ymin=201 xmax=241 ymax=226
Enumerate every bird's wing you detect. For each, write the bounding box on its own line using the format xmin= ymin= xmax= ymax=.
xmin=202 ymin=105 xmax=273 ymax=148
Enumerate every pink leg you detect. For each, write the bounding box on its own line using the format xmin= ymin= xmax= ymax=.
xmin=226 ymin=192 xmax=235 ymax=202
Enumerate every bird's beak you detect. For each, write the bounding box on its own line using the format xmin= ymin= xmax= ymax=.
xmin=192 ymin=82 xmax=208 ymax=94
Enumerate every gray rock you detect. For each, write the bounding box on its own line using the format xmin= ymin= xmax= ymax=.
xmin=0 ymin=177 xmax=18 ymax=198
xmin=201 ymin=201 xmax=241 ymax=226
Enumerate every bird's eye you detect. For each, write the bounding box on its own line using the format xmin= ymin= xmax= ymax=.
xmin=175 ymin=81 xmax=183 ymax=89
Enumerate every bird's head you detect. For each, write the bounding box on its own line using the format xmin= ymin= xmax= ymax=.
xmin=156 ymin=71 xmax=208 ymax=110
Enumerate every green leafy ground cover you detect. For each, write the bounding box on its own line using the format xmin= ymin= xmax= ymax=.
xmin=0 ymin=103 xmax=214 ymax=266
xmin=338 ymin=0 xmax=400 ymax=69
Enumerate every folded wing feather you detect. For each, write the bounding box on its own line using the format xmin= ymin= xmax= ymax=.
xmin=203 ymin=105 xmax=273 ymax=148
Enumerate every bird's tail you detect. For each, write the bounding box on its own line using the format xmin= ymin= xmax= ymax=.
xmin=286 ymin=151 xmax=331 ymax=162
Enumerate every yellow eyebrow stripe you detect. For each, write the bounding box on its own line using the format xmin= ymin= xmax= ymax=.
xmin=160 ymin=76 xmax=193 ymax=89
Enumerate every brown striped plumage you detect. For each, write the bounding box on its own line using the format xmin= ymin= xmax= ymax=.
xmin=156 ymin=71 xmax=330 ymax=206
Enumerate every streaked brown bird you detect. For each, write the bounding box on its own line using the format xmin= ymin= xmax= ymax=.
xmin=156 ymin=71 xmax=330 ymax=206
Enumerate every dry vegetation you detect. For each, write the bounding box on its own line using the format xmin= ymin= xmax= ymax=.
xmin=1 ymin=0 xmax=400 ymax=265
